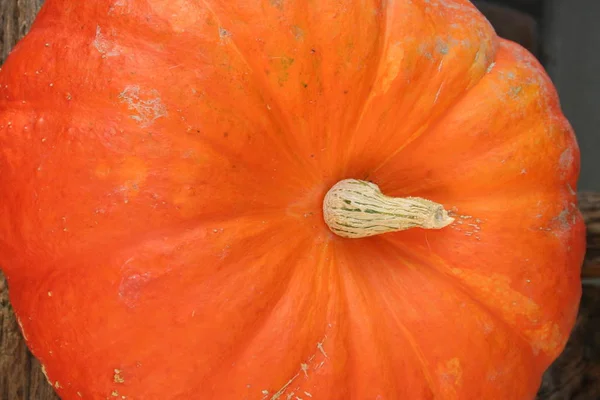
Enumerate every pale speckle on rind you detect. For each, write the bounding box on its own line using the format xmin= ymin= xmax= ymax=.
xmin=269 ymin=0 xmax=283 ymax=10
xmin=114 ymin=369 xmax=125 ymax=383
xmin=291 ymin=25 xmax=304 ymax=41
xmin=451 ymin=269 xmax=540 ymax=320
xmin=548 ymin=202 xmax=578 ymax=237
xmin=526 ymin=322 xmax=565 ymax=356
xmin=93 ymin=26 xmax=120 ymax=57
xmin=108 ymin=0 xmax=130 ymax=15
xmin=118 ymin=86 xmax=167 ymax=127
xmin=437 ymin=357 xmax=463 ymax=398
xmin=559 ymin=148 xmax=574 ymax=177
xmin=219 ymin=27 xmax=231 ymax=39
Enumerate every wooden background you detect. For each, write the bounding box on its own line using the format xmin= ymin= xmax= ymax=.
xmin=1 ymin=1 xmax=599 ymax=399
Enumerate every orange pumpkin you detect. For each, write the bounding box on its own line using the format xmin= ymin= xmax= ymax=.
xmin=0 ymin=0 xmax=584 ymax=399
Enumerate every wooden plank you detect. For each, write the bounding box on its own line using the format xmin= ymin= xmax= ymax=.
xmin=0 ymin=1 xmax=599 ymax=399
xmin=0 ymin=0 xmax=44 ymax=62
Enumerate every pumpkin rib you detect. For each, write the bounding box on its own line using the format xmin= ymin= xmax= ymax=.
xmin=181 ymin=238 xmax=312 ymax=396
xmin=379 ymin=192 xmax=583 ymax=363
xmin=374 ymin=288 xmax=439 ymax=399
xmin=337 ymin=246 xmax=438 ymax=398
xmin=350 ymin=237 xmax=542 ymax=397
xmin=340 ymin=1 xmax=389 ymax=177
xmin=13 ymin=215 xmax=312 ymax=399
xmin=385 ymin=235 xmax=539 ymax=355
xmin=368 ymin=42 xmax=498 ymax=177
xmin=371 ymin=39 xmax=576 ymax=198
xmin=343 ymin=1 xmax=497 ymax=179
xmin=195 ymin=0 xmax=322 ymax=183
xmin=205 ymin=241 xmax=345 ymax=399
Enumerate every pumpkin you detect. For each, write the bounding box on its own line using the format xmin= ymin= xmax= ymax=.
xmin=0 ymin=0 xmax=585 ymax=399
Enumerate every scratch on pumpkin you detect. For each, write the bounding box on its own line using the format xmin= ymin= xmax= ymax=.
xmin=262 ymin=335 xmax=328 ymax=400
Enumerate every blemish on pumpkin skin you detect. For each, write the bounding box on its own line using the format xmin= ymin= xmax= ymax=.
xmin=269 ymin=0 xmax=283 ymax=10
xmin=118 ymin=85 xmax=167 ymax=127
xmin=435 ymin=39 xmax=449 ymax=55
xmin=218 ymin=27 xmax=231 ymax=39
xmin=269 ymin=56 xmax=294 ymax=86
xmin=559 ymin=148 xmax=574 ymax=177
xmin=437 ymin=358 xmax=463 ymax=398
xmin=291 ymin=25 xmax=304 ymax=41
xmin=264 ymin=336 xmax=328 ymax=399
xmin=114 ymin=369 xmax=125 ymax=383
xmin=108 ymin=0 xmax=130 ymax=15
xmin=526 ymin=322 xmax=564 ymax=356
xmin=95 ymin=163 xmax=111 ymax=179
xmin=94 ymin=26 xmax=120 ymax=57
xmin=548 ymin=203 xmax=578 ymax=236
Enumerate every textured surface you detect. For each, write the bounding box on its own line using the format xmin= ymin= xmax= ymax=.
xmin=0 ymin=0 xmax=596 ymax=399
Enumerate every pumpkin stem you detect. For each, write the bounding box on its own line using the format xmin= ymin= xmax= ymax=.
xmin=323 ymin=179 xmax=454 ymax=238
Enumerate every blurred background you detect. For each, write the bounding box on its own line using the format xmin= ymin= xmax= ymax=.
xmin=0 ymin=0 xmax=599 ymax=399
xmin=472 ymin=0 xmax=599 ymax=192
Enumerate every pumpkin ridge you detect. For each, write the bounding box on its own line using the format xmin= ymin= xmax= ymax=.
xmin=369 ymin=37 xmax=498 ymax=177
xmin=176 ymin=239 xmax=310 ymax=396
xmin=373 ymin=277 xmax=439 ymax=398
xmin=384 ymin=230 xmax=574 ymax=371
xmin=196 ymin=0 xmax=319 ymax=181
xmin=341 ymin=237 xmax=541 ymax=397
xmin=385 ymin=236 xmax=541 ymax=356
xmin=12 ymin=215 xmax=309 ymax=399
xmin=338 ymin=0 xmax=389 ymax=176
xmin=202 ymin=237 xmax=342 ymax=398
xmin=337 ymin=243 xmax=438 ymax=398
xmin=371 ymin=39 xmax=576 ymax=197
xmin=340 ymin=0 xmax=497 ymax=179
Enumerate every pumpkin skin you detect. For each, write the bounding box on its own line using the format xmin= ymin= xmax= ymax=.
xmin=0 ymin=0 xmax=585 ymax=398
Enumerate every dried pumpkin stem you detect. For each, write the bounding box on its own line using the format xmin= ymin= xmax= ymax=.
xmin=323 ymin=179 xmax=454 ymax=238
